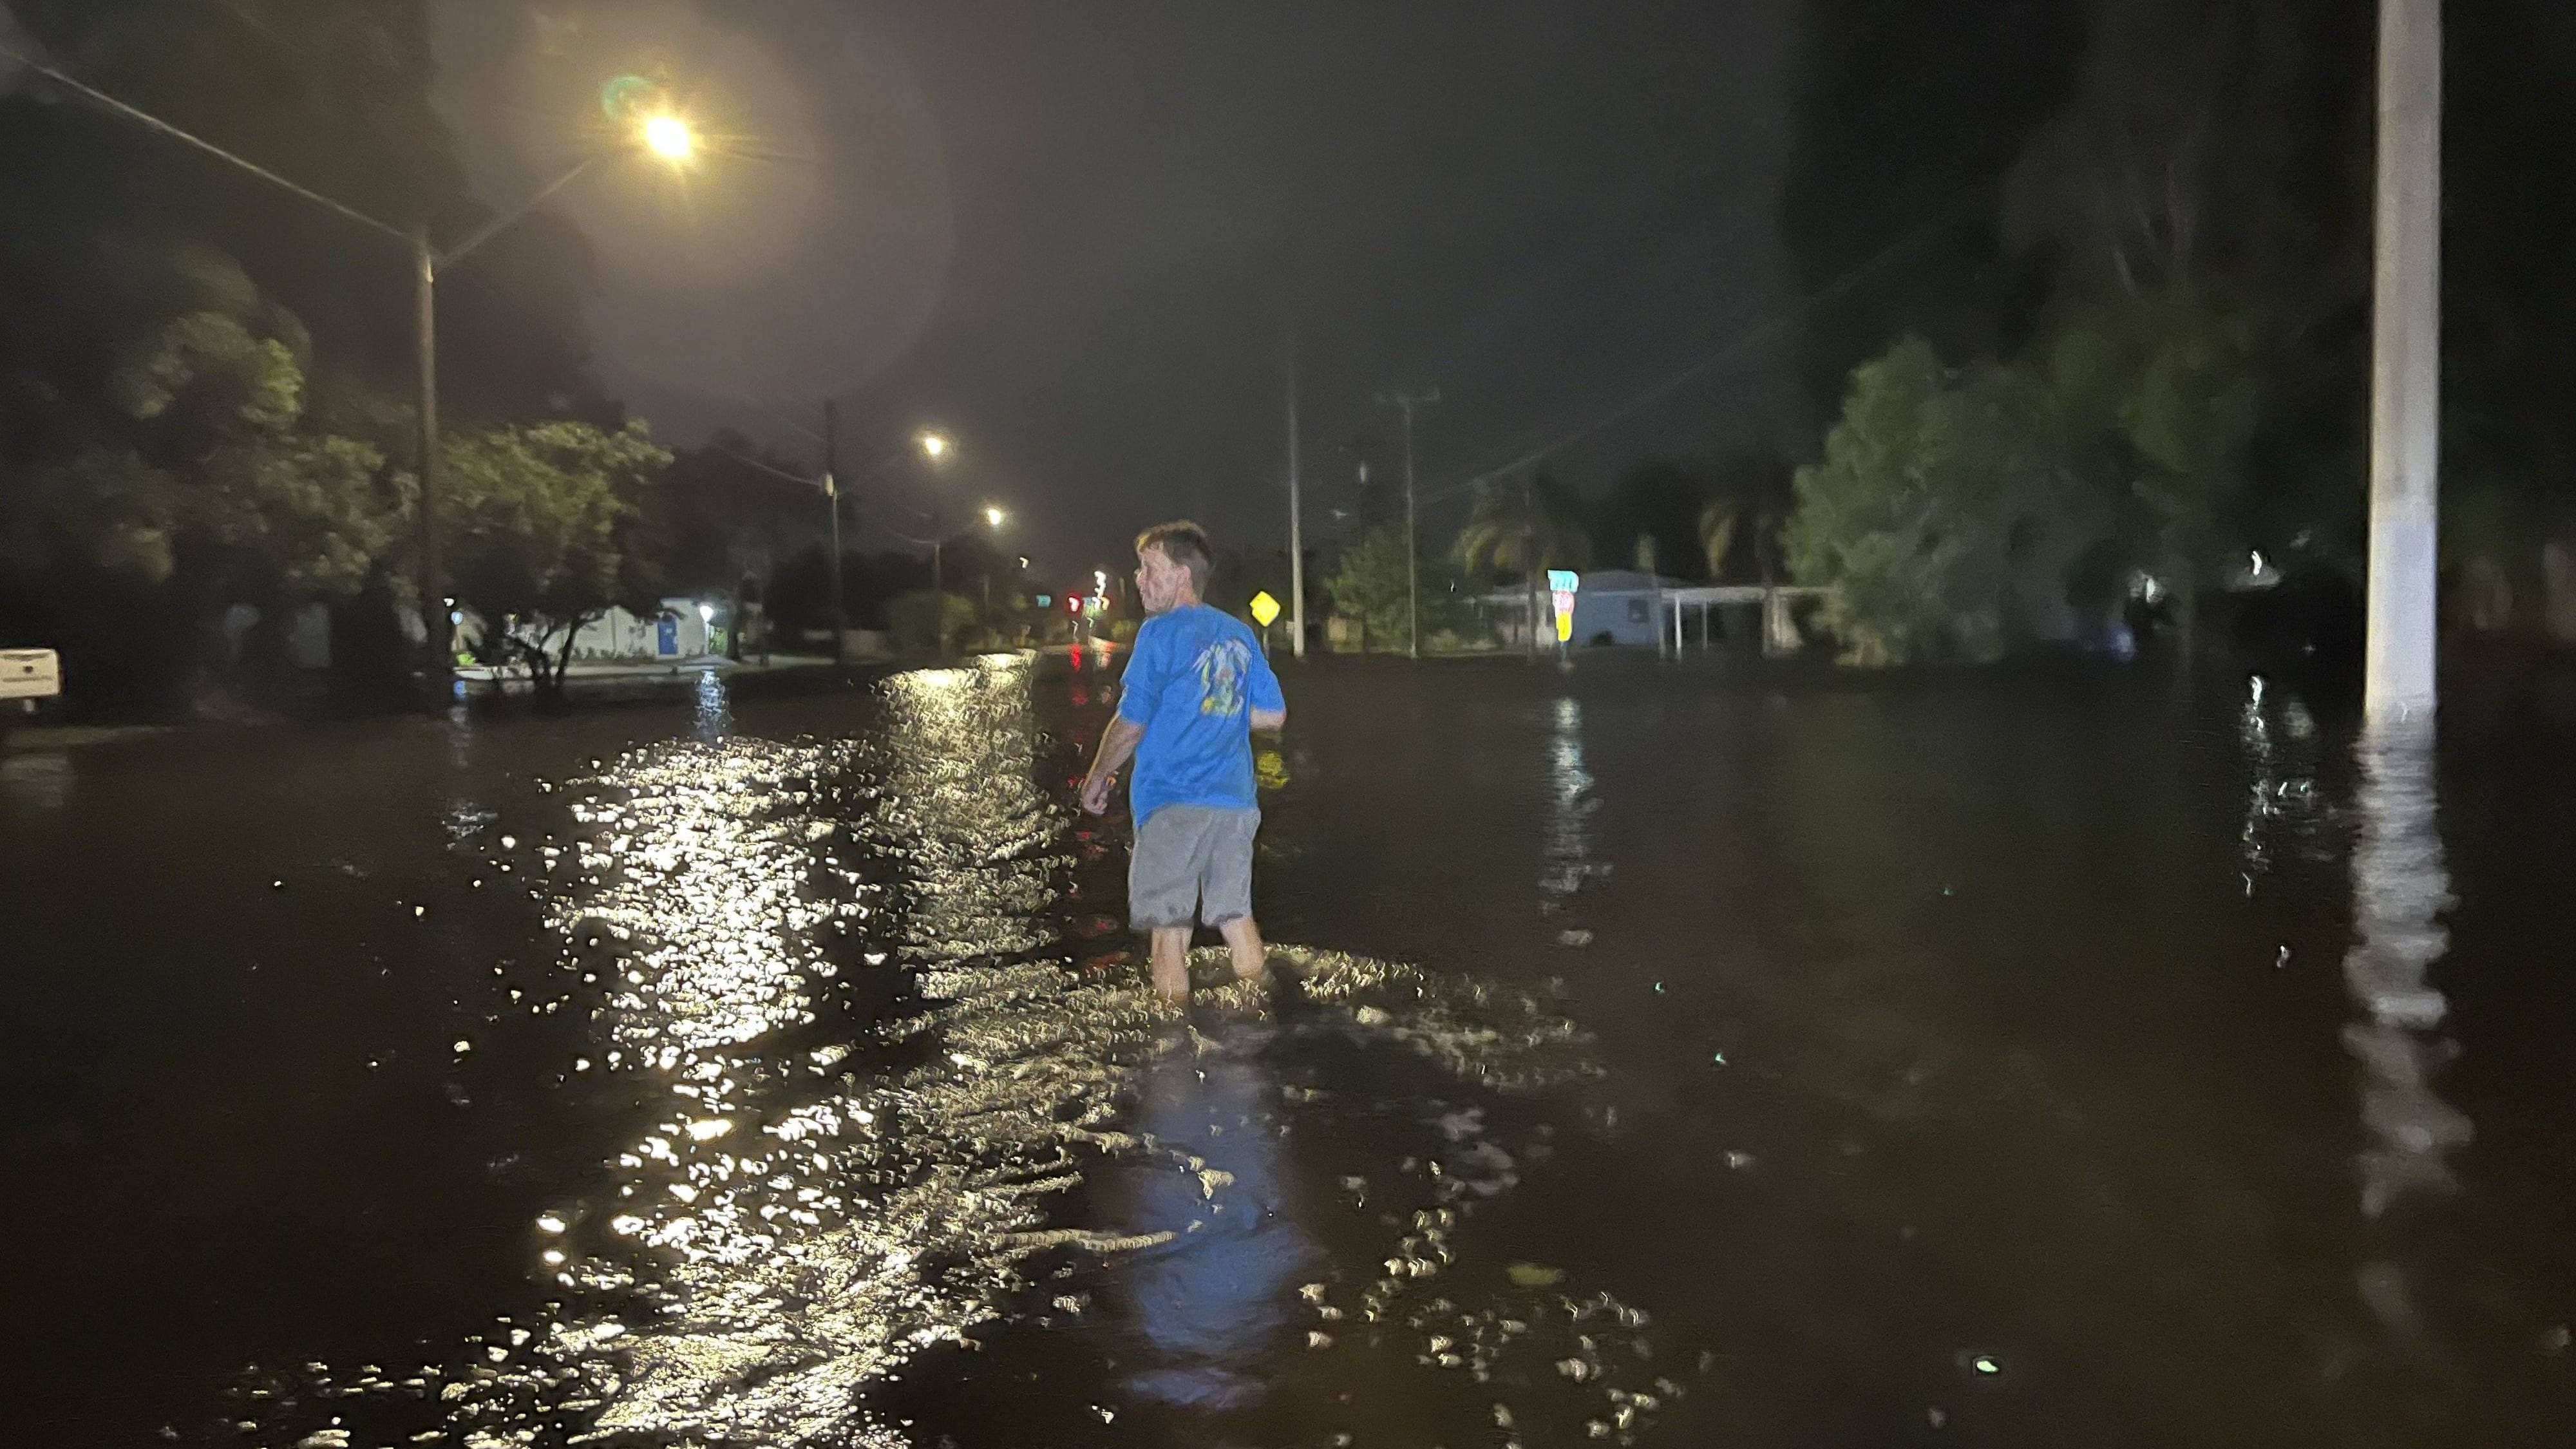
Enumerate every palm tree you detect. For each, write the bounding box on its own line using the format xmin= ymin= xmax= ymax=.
xmin=1455 ymin=469 xmax=1591 ymax=650
xmin=1698 ymin=451 xmax=1796 ymax=583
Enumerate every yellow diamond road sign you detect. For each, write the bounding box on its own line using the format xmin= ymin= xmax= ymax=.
xmin=1248 ymin=591 xmax=1282 ymax=627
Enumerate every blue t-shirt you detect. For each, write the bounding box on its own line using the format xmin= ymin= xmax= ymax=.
xmin=1117 ymin=603 xmax=1285 ymax=824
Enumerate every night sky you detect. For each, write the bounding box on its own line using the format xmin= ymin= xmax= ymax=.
xmin=432 ymin=0 xmax=1799 ymax=578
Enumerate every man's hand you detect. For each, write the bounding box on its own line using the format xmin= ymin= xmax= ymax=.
xmin=1083 ymin=715 xmax=1144 ymax=816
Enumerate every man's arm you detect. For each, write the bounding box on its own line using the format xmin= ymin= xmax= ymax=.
xmin=1081 ymin=715 xmax=1146 ymax=815
xmin=1246 ymin=635 xmax=1287 ymax=734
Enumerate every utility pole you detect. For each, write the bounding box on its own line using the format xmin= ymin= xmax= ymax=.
xmin=414 ymin=227 xmax=446 ymax=696
xmin=1524 ymin=471 xmax=1542 ymax=658
xmin=2365 ymin=0 xmax=2441 ymax=721
xmin=1286 ymin=331 xmax=1307 ymax=660
xmin=1380 ymin=387 xmax=1440 ymax=659
xmin=823 ymin=399 xmax=845 ymax=666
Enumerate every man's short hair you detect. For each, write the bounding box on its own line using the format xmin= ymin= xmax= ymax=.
xmin=1135 ymin=520 xmax=1214 ymax=594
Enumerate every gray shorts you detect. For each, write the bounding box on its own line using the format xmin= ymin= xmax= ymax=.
xmin=1130 ymin=804 xmax=1260 ymax=931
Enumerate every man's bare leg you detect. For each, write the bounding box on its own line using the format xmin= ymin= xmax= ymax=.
xmin=1150 ymin=926 xmax=1193 ymax=1002
xmin=1218 ymin=916 xmax=1267 ymax=983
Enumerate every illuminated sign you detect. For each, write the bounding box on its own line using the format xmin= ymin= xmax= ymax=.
xmin=1034 ymin=594 xmax=1052 ymax=609
xmin=1248 ymin=591 xmax=1281 ymax=627
xmin=1548 ymin=570 xmax=1578 ymax=644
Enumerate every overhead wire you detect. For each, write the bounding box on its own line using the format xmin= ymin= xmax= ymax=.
xmin=1283 ymin=33 xmax=2042 ymax=534
xmin=1408 ymin=185 xmax=1982 ymax=515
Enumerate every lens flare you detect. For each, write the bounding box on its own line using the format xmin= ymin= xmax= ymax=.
xmin=643 ymin=113 xmax=696 ymax=160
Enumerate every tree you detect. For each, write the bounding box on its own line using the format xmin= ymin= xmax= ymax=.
xmin=1455 ymin=469 xmax=1591 ymax=651
xmin=6 ymin=262 xmax=406 ymax=708
xmin=27 ymin=301 xmax=397 ymax=596
xmin=1698 ymin=450 xmax=1797 ymax=583
xmin=1591 ymin=462 xmax=1709 ymax=582
xmin=442 ymin=419 xmax=672 ymax=695
xmin=2036 ymin=285 xmax=2263 ymax=657
xmin=885 ymin=589 xmax=978 ymax=656
xmin=1785 ymin=336 xmax=2110 ymax=665
xmin=1782 ymin=0 xmax=2088 ymax=421
xmin=0 ymin=3 xmax=602 ymax=710
xmin=1323 ymin=523 xmax=1411 ymax=652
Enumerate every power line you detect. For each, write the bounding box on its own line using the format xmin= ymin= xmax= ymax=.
xmin=0 ymin=37 xmax=410 ymax=245
xmin=1408 ymin=191 xmax=1979 ymax=513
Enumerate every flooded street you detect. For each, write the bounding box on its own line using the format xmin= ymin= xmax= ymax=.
xmin=6 ymin=654 xmax=2574 ymax=1446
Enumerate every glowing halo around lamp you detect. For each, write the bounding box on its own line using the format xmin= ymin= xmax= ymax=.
xmin=643 ymin=114 xmax=696 ymax=161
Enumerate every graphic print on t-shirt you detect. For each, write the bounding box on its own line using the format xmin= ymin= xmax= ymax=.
xmin=1194 ymin=638 xmax=1251 ymax=717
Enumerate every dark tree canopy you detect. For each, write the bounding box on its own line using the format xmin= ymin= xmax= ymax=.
xmin=1781 ymin=0 xmax=2089 ymax=428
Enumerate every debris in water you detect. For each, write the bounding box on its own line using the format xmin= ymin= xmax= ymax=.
xmin=1507 ymin=1263 xmax=1565 ymax=1288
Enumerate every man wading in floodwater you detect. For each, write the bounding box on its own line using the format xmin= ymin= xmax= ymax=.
xmin=1081 ymin=521 xmax=1287 ymax=1001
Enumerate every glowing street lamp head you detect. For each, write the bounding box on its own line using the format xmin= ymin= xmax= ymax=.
xmin=642 ymin=113 xmax=696 ymax=161
xmin=916 ymin=430 xmax=951 ymax=462
xmin=983 ymin=505 xmax=1007 ymax=530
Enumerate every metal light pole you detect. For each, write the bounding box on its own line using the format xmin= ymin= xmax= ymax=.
xmin=1285 ymin=332 xmax=1307 ymax=659
xmin=2365 ymin=0 xmax=2442 ymax=722
xmin=823 ymin=399 xmax=846 ymax=665
xmin=410 ymin=148 xmax=622 ymax=695
xmin=979 ymin=506 xmax=1008 ymax=621
xmin=1524 ymin=471 xmax=1544 ymax=658
xmin=414 ymin=227 xmax=444 ymax=679
xmin=1381 ymin=387 xmax=1440 ymax=659
xmin=918 ymin=431 xmax=954 ymax=656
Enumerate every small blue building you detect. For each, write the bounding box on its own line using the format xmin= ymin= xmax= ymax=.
xmin=1563 ymin=569 xmax=1681 ymax=647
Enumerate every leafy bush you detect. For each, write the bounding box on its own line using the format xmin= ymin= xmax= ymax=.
xmin=886 ymin=590 xmax=978 ymax=654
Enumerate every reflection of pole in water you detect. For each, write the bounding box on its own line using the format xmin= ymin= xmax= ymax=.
xmin=2342 ymin=716 xmax=2471 ymax=1345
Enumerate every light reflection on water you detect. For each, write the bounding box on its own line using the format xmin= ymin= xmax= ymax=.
xmin=1539 ymin=696 xmax=1605 ymax=946
xmin=232 ymin=656 xmax=1665 ymax=1447
xmin=1113 ymin=1020 xmax=1319 ymax=1409
xmin=0 ymin=750 xmax=73 ymax=813
xmin=2236 ymin=674 xmax=2329 ymax=890
xmin=2340 ymin=716 xmax=2471 ymax=1350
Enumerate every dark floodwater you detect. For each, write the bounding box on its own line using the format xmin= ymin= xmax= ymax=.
xmin=5 ymin=653 xmax=2575 ymax=1447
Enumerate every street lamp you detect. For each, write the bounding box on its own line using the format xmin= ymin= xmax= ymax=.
xmin=920 ymin=431 xmax=957 ymax=646
xmin=643 ymin=114 xmax=696 ymax=162
xmin=415 ymin=114 xmax=696 ymax=693
xmin=975 ymin=506 xmax=1010 ymax=618
xmin=0 ymin=39 xmax=697 ymax=701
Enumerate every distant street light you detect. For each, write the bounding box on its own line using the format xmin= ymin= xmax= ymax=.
xmin=976 ymin=506 xmax=1010 ymax=615
xmin=917 ymin=431 xmax=958 ymax=652
xmin=0 ymin=41 xmax=700 ymax=702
